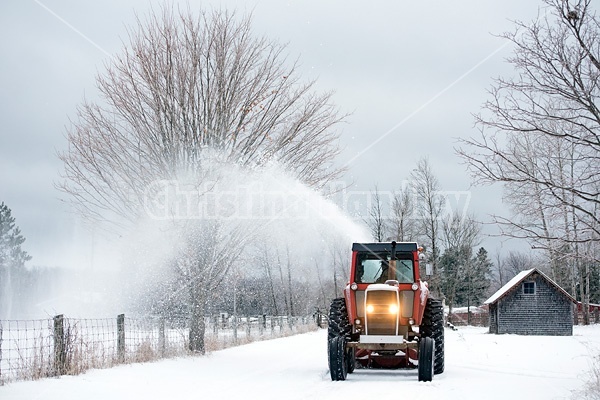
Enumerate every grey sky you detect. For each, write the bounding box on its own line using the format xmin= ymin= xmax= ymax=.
xmin=0 ymin=0 xmax=542 ymax=268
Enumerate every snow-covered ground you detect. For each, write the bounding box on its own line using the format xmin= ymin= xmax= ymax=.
xmin=2 ymin=325 xmax=599 ymax=400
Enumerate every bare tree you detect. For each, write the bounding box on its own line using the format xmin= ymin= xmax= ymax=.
xmin=58 ymin=7 xmax=346 ymax=353
xmin=493 ymin=251 xmax=505 ymax=289
xmin=256 ymin=244 xmax=279 ymax=315
xmin=439 ymin=213 xmax=482 ymax=313
xmin=389 ymin=184 xmax=416 ymax=241
xmin=171 ymin=219 xmax=249 ymax=352
xmin=58 ymin=7 xmax=345 ymax=223
xmin=328 ymin=239 xmax=349 ymax=298
xmin=367 ymin=186 xmax=387 ymax=242
xmin=457 ymin=0 xmax=600 ymax=251
xmin=285 ymin=246 xmax=295 ymax=317
xmin=440 ymin=213 xmax=481 ymax=252
xmin=411 ymin=157 xmax=445 ymax=293
xmin=490 ymin=134 xmax=582 ymax=296
xmin=275 ymin=249 xmax=290 ymax=316
xmin=457 ymin=0 xmax=600 ymax=320
xmin=503 ymin=251 xmax=536 ymax=278
xmin=312 ymin=258 xmax=328 ymax=312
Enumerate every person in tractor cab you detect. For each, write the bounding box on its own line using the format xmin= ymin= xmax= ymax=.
xmin=375 ymin=261 xmax=389 ymax=283
xmin=356 ymin=257 xmax=389 ymax=283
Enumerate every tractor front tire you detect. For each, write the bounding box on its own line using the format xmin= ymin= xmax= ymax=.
xmin=422 ymin=298 xmax=445 ymax=375
xmin=328 ymin=336 xmax=347 ymax=381
xmin=328 ymin=298 xmax=351 ymax=341
xmin=418 ymin=337 xmax=435 ymax=382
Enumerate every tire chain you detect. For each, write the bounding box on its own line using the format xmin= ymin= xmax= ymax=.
xmin=328 ymin=298 xmax=351 ymax=340
xmin=421 ymin=298 xmax=445 ymax=375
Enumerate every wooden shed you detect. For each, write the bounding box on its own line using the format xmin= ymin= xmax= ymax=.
xmin=484 ymin=268 xmax=576 ymax=336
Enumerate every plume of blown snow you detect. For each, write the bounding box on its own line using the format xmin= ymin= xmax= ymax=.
xmin=110 ymin=151 xmax=370 ymax=313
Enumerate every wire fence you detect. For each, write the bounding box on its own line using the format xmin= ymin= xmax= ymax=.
xmin=0 ymin=313 xmax=319 ymax=385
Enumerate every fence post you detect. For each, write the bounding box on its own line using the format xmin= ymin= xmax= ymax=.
xmin=158 ymin=316 xmax=166 ymax=358
xmin=117 ymin=314 xmax=125 ymax=363
xmin=246 ymin=315 xmax=251 ymax=338
xmin=53 ymin=314 xmax=66 ymax=376
xmin=259 ymin=315 xmax=265 ymax=336
xmin=233 ymin=316 xmax=238 ymax=343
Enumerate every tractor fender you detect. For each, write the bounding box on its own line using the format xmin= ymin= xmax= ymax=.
xmin=420 ymin=281 xmax=429 ymax=306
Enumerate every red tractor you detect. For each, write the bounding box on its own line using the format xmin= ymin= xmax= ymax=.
xmin=327 ymin=241 xmax=444 ymax=381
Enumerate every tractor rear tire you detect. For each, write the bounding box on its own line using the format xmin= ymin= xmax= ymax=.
xmin=421 ymin=298 xmax=445 ymax=375
xmin=346 ymin=347 xmax=356 ymax=373
xmin=418 ymin=337 xmax=435 ymax=382
xmin=328 ymin=298 xmax=351 ymax=341
xmin=328 ymin=336 xmax=347 ymax=381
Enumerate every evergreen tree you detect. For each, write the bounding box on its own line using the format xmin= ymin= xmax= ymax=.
xmin=589 ymin=263 xmax=600 ymax=305
xmin=462 ymin=247 xmax=493 ymax=307
xmin=0 ymin=202 xmax=32 ymax=318
xmin=440 ymin=246 xmax=493 ymax=313
xmin=0 ymin=203 xmax=31 ymax=268
xmin=438 ymin=245 xmax=471 ymax=313
xmin=578 ymin=261 xmax=600 ymax=305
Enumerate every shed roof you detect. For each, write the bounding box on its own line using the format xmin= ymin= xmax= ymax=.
xmin=484 ymin=268 xmax=576 ymax=305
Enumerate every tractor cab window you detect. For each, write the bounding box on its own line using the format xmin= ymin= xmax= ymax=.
xmin=395 ymin=259 xmax=414 ymax=283
xmin=356 ymin=258 xmax=388 ymax=283
xmin=355 ymin=254 xmax=415 ymax=284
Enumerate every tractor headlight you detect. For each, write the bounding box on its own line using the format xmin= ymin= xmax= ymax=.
xmin=389 ymin=304 xmax=398 ymax=314
xmin=412 ymin=283 xmax=419 ymax=291
xmin=366 ymin=304 xmax=374 ymax=313
xmin=350 ymin=282 xmax=358 ymax=291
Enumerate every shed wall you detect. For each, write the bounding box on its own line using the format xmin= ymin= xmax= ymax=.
xmin=488 ymin=303 xmax=498 ymax=334
xmin=496 ymin=273 xmax=573 ymax=336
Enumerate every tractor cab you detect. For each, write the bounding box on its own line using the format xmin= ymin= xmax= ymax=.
xmin=355 ymin=251 xmax=415 ymax=284
xmin=346 ymin=242 xmax=427 ymax=338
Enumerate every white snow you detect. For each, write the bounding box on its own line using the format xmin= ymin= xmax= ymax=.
xmin=2 ymin=325 xmax=600 ymax=400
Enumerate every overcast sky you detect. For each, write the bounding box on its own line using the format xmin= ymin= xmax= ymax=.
xmin=0 ymin=0 xmax=544 ymax=268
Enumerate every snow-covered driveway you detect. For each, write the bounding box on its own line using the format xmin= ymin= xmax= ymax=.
xmin=2 ymin=325 xmax=599 ymax=400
